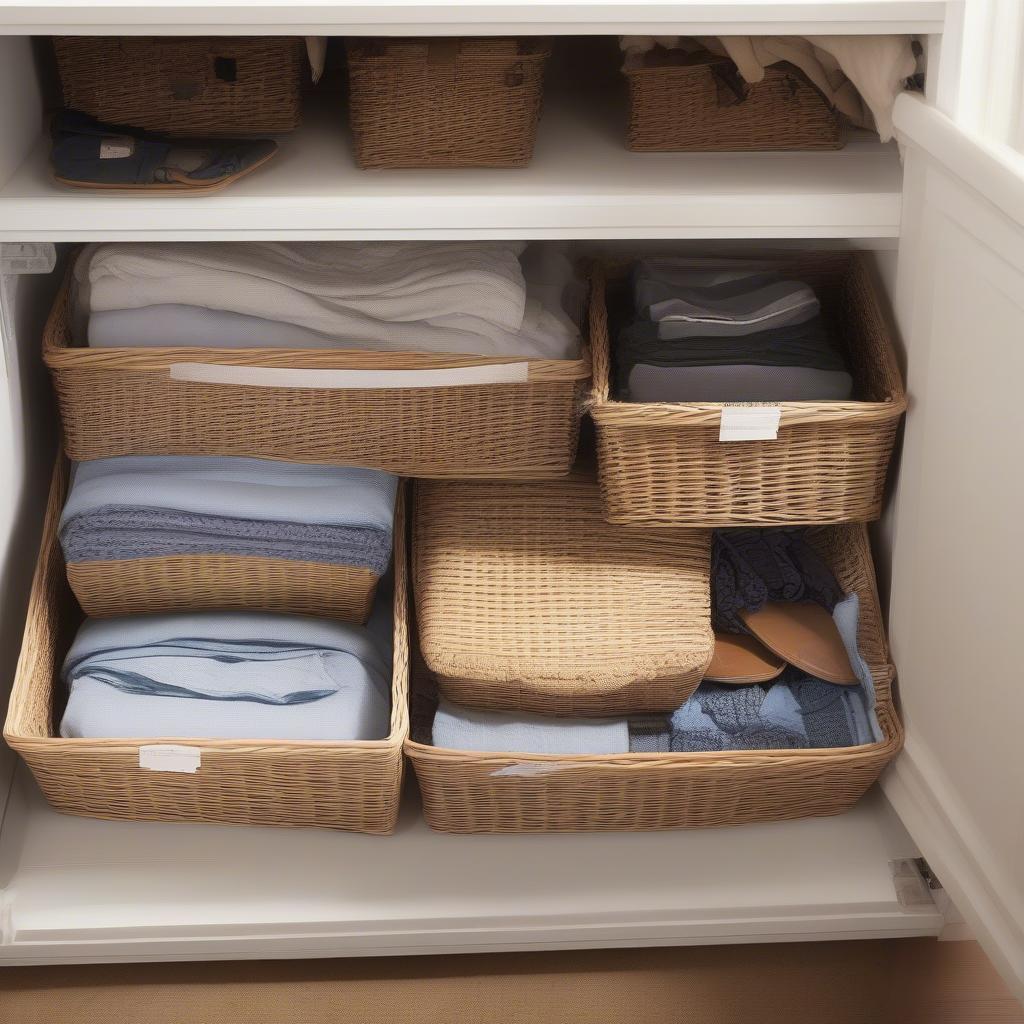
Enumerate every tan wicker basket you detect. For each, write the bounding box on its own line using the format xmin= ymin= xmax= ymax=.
xmin=413 ymin=470 xmax=713 ymax=715
xmin=4 ymin=459 xmax=410 ymax=833
xmin=53 ymin=36 xmax=304 ymax=136
xmin=68 ymin=552 xmax=382 ymax=624
xmin=44 ymin=270 xmax=590 ymax=479
xmin=589 ymin=254 xmax=906 ymax=527
xmin=346 ymin=38 xmax=550 ymax=168
xmin=407 ymin=524 xmax=902 ymax=833
xmin=625 ymin=51 xmax=844 ymax=152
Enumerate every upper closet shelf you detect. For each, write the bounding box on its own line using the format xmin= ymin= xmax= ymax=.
xmin=0 ymin=776 xmax=941 ymax=965
xmin=0 ymin=97 xmax=903 ymax=241
xmin=0 ymin=1 xmax=947 ymax=35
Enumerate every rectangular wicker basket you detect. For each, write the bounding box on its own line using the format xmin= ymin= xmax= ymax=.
xmin=625 ymin=51 xmax=844 ymax=152
xmin=44 ymin=269 xmax=591 ymax=479
xmin=406 ymin=524 xmax=903 ymax=833
xmin=413 ymin=471 xmax=713 ymax=716
xmin=4 ymin=459 xmax=410 ymax=833
xmin=589 ymin=253 xmax=906 ymax=527
xmin=345 ymin=38 xmax=550 ymax=168
xmin=53 ymin=36 xmax=305 ymax=136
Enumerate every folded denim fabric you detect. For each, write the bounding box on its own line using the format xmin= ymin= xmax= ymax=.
xmin=61 ymin=509 xmax=392 ymax=573
xmin=60 ymin=607 xmax=393 ymax=741
xmin=625 ymin=362 xmax=854 ymax=403
xmin=432 ymin=699 xmax=631 ymax=755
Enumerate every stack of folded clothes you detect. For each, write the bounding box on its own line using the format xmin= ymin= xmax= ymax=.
xmin=72 ymin=241 xmax=583 ymax=359
xmin=59 ymin=598 xmax=394 ymax=741
xmin=426 ymin=526 xmax=882 ymax=755
xmin=615 ymin=259 xmax=854 ymax=403
xmin=59 ymin=455 xmax=399 ymax=576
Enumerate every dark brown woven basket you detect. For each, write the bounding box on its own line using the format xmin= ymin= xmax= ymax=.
xmin=625 ymin=50 xmax=844 ymax=152
xmin=53 ymin=36 xmax=305 ymax=136
xmin=346 ymin=37 xmax=550 ymax=168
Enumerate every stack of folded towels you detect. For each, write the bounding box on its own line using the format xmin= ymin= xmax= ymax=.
xmin=429 ymin=527 xmax=881 ymax=755
xmin=72 ymin=241 xmax=583 ymax=359
xmin=59 ymin=455 xmax=398 ymax=577
xmin=60 ymin=601 xmax=394 ymax=741
xmin=615 ymin=259 xmax=854 ymax=403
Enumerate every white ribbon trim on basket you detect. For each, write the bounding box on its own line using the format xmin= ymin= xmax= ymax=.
xmin=168 ymin=362 xmax=530 ymax=390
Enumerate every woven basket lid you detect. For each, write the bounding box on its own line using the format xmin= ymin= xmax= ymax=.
xmin=413 ymin=468 xmax=713 ymax=714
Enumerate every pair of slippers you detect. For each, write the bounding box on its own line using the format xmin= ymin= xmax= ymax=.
xmin=707 ymin=601 xmax=858 ymax=686
xmin=707 ymin=528 xmax=859 ymax=687
xmin=50 ymin=110 xmax=277 ymax=193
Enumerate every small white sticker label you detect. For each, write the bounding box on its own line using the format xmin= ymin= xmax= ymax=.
xmin=719 ymin=405 xmax=782 ymax=442
xmin=139 ymin=744 xmax=201 ymax=773
xmin=100 ymin=135 xmax=135 ymax=160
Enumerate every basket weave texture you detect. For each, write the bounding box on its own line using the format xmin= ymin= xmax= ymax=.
xmin=346 ymin=38 xmax=550 ymax=168
xmin=67 ymin=556 xmax=379 ymax=623
xmin=53 ymin=36 xmax=304 ymax=136
xmin=407 ymin=523 xmax=902 ymax=833
xmin=4 ymin=460 xmax=410 ymax=833
xmin=589 ymin=253 xmax=906 ymax=527
xmin=43 ymin=269 xmax=591 ymax=479
xmin=413 ymin=470 xmax=713 ymax=715
xmin=625 ymin=52 xmax=844 ymax=152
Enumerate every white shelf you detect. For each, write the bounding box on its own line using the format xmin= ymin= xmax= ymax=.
xmin=0 ymin=95 xmax=903 ymax=242
xmin=0 ymin=1 xmax=948 ymax=36
xmin=0 ymin=769 xmax=942 ymax=965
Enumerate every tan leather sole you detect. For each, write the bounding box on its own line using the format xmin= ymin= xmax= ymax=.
xmin=705 ymin=631 xmax=786 ymax=685
xmin=52 ymin=146 xmax=277 ymax=194
xmin=739 ymin=601 xmax=858 ymax=685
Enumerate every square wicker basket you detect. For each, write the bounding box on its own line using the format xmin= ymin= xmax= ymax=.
xmin=414 ymin=470 xmax=713 ymax=716
xmin=4 ymin=460 xmax=410 ymax=833
xmin=589 ymin=253 xmax=906 ymax=527
xmin=625 ymin=51 xmax=844 ymax=152
xmin=346 ymin=37 xmax=550 ymax=168
xmin=43 ymin=266 xmax=591 ymax=479
xmin=53 ymin=36 xmax=305 ymax=136
xmin=406 ymin=523 xmax=903 ymax=833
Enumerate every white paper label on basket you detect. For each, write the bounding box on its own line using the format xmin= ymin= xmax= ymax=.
xmin=138 ymin=744 xmax=201 ymax=773
xmin=718 ymin=405 xmax=781 ymax=442
xmin=490 ymin=762 xmax=574 ymax=778
xmin=168 ymin=362 xmax=530 ymax=390
xmin=99 ymin=135 xmax=135 ymax=159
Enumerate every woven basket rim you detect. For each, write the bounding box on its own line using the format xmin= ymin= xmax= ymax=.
xmin=3 ymin=461 xmax=411 ymax=755
xmin=346 ymin=37 xmax=552 ymax=62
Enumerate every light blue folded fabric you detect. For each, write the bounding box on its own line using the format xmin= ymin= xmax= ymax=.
xmin=432 ymin=700 xmax=630 ymax=755
xmin=60 ymin=608 xmax=393 ymax=741
xmin=61 ymin=456 xmax=398 ymax=532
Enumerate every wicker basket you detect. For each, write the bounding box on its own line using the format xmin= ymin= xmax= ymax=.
xmin=53 ymin=36 xmax=304 ymax=136
xmin=346 ymin=38 xmax=550 ymax=168
xmin=589 ymin=254 xmax=906 ymax=527
xmin=4 ymin=460 xmax=410 ymax=833
xmin=407 ymin=524 xmax=902 ymax=833
xmin=625 ymin=50 xmax=844 ymax=152
xmin=43 ymin=270 xmax=590 ymax=479
xmin=413 ymin=470 xmax=712 ymax=715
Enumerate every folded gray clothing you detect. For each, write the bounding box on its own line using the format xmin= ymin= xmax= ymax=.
xmin=60 ymin=607 xmax=393 ymax=740
xmin=636 ymin=274 xmax=820 ymax=338
xmin=626 ymin=362 xmax=854 ymax=403
xmin=60 ymin=510 xmax=392 ymax=573
xmin=615 ymin=317 xmax=848 ymax=385
xmin=787 ymin=671 xmax=875 ymax=748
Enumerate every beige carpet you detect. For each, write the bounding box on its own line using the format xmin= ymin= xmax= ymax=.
xmin=1 ymin=940 xmax=1019 ymax=1024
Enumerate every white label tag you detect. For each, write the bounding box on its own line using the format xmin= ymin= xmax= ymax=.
xmin=139 ymin=744 xmax=201 ymax=773
xmin=719 ymin=405 xmax=781 ymax=442
xmin=100 ymin=136 xmax=135 ymax=160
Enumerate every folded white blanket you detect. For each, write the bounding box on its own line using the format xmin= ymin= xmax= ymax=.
xmin=76 ymin=242 xmax=581 ymax=360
